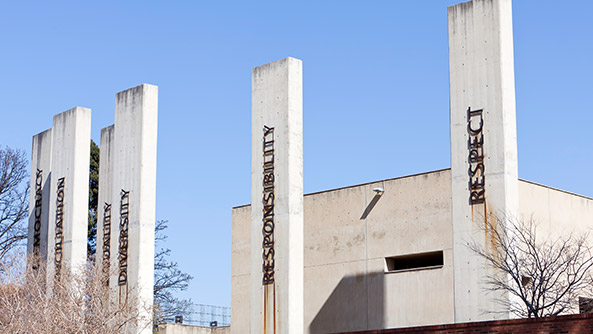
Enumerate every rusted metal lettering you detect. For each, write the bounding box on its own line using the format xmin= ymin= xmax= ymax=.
xmin=32 ymin=169 xmax=43 ymax=269
xmin=118 ymin=190 xmax=130 ymax=286
xmin=262 ymin=125 xmax=275 ymax=285
xmin=55 ymin=177 xmax=65 ymax=277
xmin=467 ymin=107 xmax=485 ymax=205
xmin=102 ymin=202 xmax=112 ymax=284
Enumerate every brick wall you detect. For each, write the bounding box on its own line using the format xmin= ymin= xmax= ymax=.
xmin=337 ymin=313 xmax=593 ymax=334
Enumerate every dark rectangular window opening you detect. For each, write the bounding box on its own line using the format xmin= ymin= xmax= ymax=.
xmin=385 ymin=250 xmax=443 ymax=273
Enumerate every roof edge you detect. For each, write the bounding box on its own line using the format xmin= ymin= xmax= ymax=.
xmin=519 ymin=178 xmax=593 ymax=201
xmin=232 ymin=168 xmax=451 ymax=210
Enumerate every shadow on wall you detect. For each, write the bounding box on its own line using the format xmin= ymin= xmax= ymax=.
xmin=309 ymin=271 xmax=384 ymax=334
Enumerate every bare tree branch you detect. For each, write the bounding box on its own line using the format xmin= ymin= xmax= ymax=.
xmin=0 ymin=253 xmax=151 ymax=333
xmin=153 ymin=220 xmax=193 ymax=324
xmin=468 ymin=214 xmax=593 ymax=318
xmin=0 ymin=147 xmax=29 ymax=262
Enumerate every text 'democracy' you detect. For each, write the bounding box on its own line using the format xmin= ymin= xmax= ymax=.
xmin=262 ymin=125 xmax=275 ymax=285
xmin=118 ymin=190 xmax=129 ymax=286
xmin=33 ymin=169 xmax=43 ymax=255
xmin=467 ymin=107 xmax=485 ymax=205
xmin=32 ymin=169 xmax=43 ymax=270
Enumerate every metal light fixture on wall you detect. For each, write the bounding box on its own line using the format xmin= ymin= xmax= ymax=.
xmin=360 ymin=187 xmax=385 ymax=220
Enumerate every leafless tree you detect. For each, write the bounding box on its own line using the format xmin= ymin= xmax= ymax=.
xmin=0 ymin=147 xmax=29 ymax=261
xmin=153 ymin=219 xmax=193 ymax=324
xmin=0 ymin=253 xmax=151 ymax=333
xmin=468 ymin=214 xmax=593 ymax=318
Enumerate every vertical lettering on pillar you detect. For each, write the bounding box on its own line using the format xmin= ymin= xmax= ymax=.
xmin=118 ymin=190 xmax=129 ymax=287
xmin=102 ymin=202 xmax=112 ymax=285
xmin=32 ymin=169 xmax=43 ymax=269
xmin=54 ymin=177 xmax=65 ymax=278
xmin=262 ymin=125 xmax=275 ymax=285
xmin=468 ymin=107 xmax=485 ymax=205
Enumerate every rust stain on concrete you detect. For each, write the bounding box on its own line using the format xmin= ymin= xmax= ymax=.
xmin=263 ymin=283 xmax=277 ymax=334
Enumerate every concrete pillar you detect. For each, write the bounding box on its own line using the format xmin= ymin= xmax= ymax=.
xmin=97 ymin=125 xmax=114 ymax=281
xmin=111 ymin=84 xmax=158 ymax=334
xmin=27 ymin=128 xmax=53 ymax=269
xmin=250 ymin=57 xmax=304 ymax=334
xmin=46 ymin=107 xmax=91 ymax=280
xmin=448 ymin=0 xmax=518 ymax=322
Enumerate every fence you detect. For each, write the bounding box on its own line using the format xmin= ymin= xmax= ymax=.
xmin=183 ymin=304 xmax=230 ymax=327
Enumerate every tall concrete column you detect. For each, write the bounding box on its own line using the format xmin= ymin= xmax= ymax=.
xmin=46 ymin=107 xmax=91 ymax=280
xmin=27 ymin=129 xmax=53 ymax=269
xmin=97 ymin=125 xmax=114 ymax=281
xmin=250 ymin=57 xmax=304 ymax=334
xmin=111 ymin=84 xmax=158 ymax=334
xmin=448 ymin=0 xmax=518 ymax=322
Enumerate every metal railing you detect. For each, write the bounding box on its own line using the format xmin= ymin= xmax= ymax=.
xmin=183 ymin=304 xmax=230 ymax=327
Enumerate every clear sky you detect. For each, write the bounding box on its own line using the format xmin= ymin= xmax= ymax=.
xmin=1 ymin=1 xmax=592 ymax=309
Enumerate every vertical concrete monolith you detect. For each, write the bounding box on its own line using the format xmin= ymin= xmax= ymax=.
xmin=250 ymin=57 xmax=304 ymax=334
xmin=27 ymin=128 xmax=53 ymax=269
xmin=111 ymin=84 xmax=158 ymax=334
xmin=97 ymin=125 xmax=114 ymax=281
xmin=46 ymin=107 xmax=91 ymax=280
xmin=448 ymin=0 xmax=518 ymax=322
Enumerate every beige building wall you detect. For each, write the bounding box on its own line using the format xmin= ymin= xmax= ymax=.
xmin=517 ymin=181 xmax=593 ymax=314
xmin=233 ymin=169 xmax=455 ymax=333
xmin=518 ymin=180 xmax=593 ymax=237
xmin=231 ymin=171 xmax=593 ymax=333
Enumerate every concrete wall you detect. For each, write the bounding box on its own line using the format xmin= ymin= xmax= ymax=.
xmin=518 ymin=180 xmax=593 ymax=237
xmin=250 ymin=57 xmax=304 ymax=334
xmin=111 ymin=84 xmax=158 ymax=334
xmin=517 ymin=180 xmax=593 ymax=315
xmin=158 ymin=324 xmax=230 ymax=334
xmin=519 ymin=178 xmax=593 ymax=316
xmin=448 ymin=0 xmax=518 ymax=322
xmin=46 ymin=107 xmax=91 ymax=280
xmin=231 ymin=205 xmax=251 ymax=334
xmin=97 ymin=125 xmax=114 ymax=277
xmin=233 ymin=169 xmax=455 ymax=334
xmin=232 ymin=171 xmax=593 ymax=332
xmin=27 ymin=128 xmax=52 ymax=268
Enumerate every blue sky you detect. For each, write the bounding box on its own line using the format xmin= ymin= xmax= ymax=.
xmin=1 ymin=1 xmax=592 ymax=308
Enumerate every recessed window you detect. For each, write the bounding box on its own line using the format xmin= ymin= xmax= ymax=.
xmin=385 ymin=250 xmax=443 ymax=273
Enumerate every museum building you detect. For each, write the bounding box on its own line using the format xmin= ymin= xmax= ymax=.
xmin=229 ymin=0 xmax=593 ymax=333
xmin=232 ymin=170 xmax=593 ymax=333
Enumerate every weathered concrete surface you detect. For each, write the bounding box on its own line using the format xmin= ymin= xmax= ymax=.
xmin=27 ymin=128 xmax=53 ymax=268
xmin=305 ymin=171 xmax=454 ymax=332
xmin=233 ymin=170 xmax=593 ymax=332
xmin=111 ymin=84 xmax=158 ymax=334
xmin=519 ymin=180 xmax=593 ymax=240
xmin=231 ymin=205 xmax=250 ymax=333
xmin=235 ymin=170 xmax=455 ymax=334
xmin=250 ymin=57 xmax=304 ymax=334
xmin=157 ymin=324 xmax=230 ymax=334
xmin=448 ymin=0 xmax=518 ymax=322
xmin=46 ymin=107 xmax=91 ymax=280
xmin=518 ymin=181 xmax=593 ymax=314
xmin=97 ymin=125 xmax=114 ymax=276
